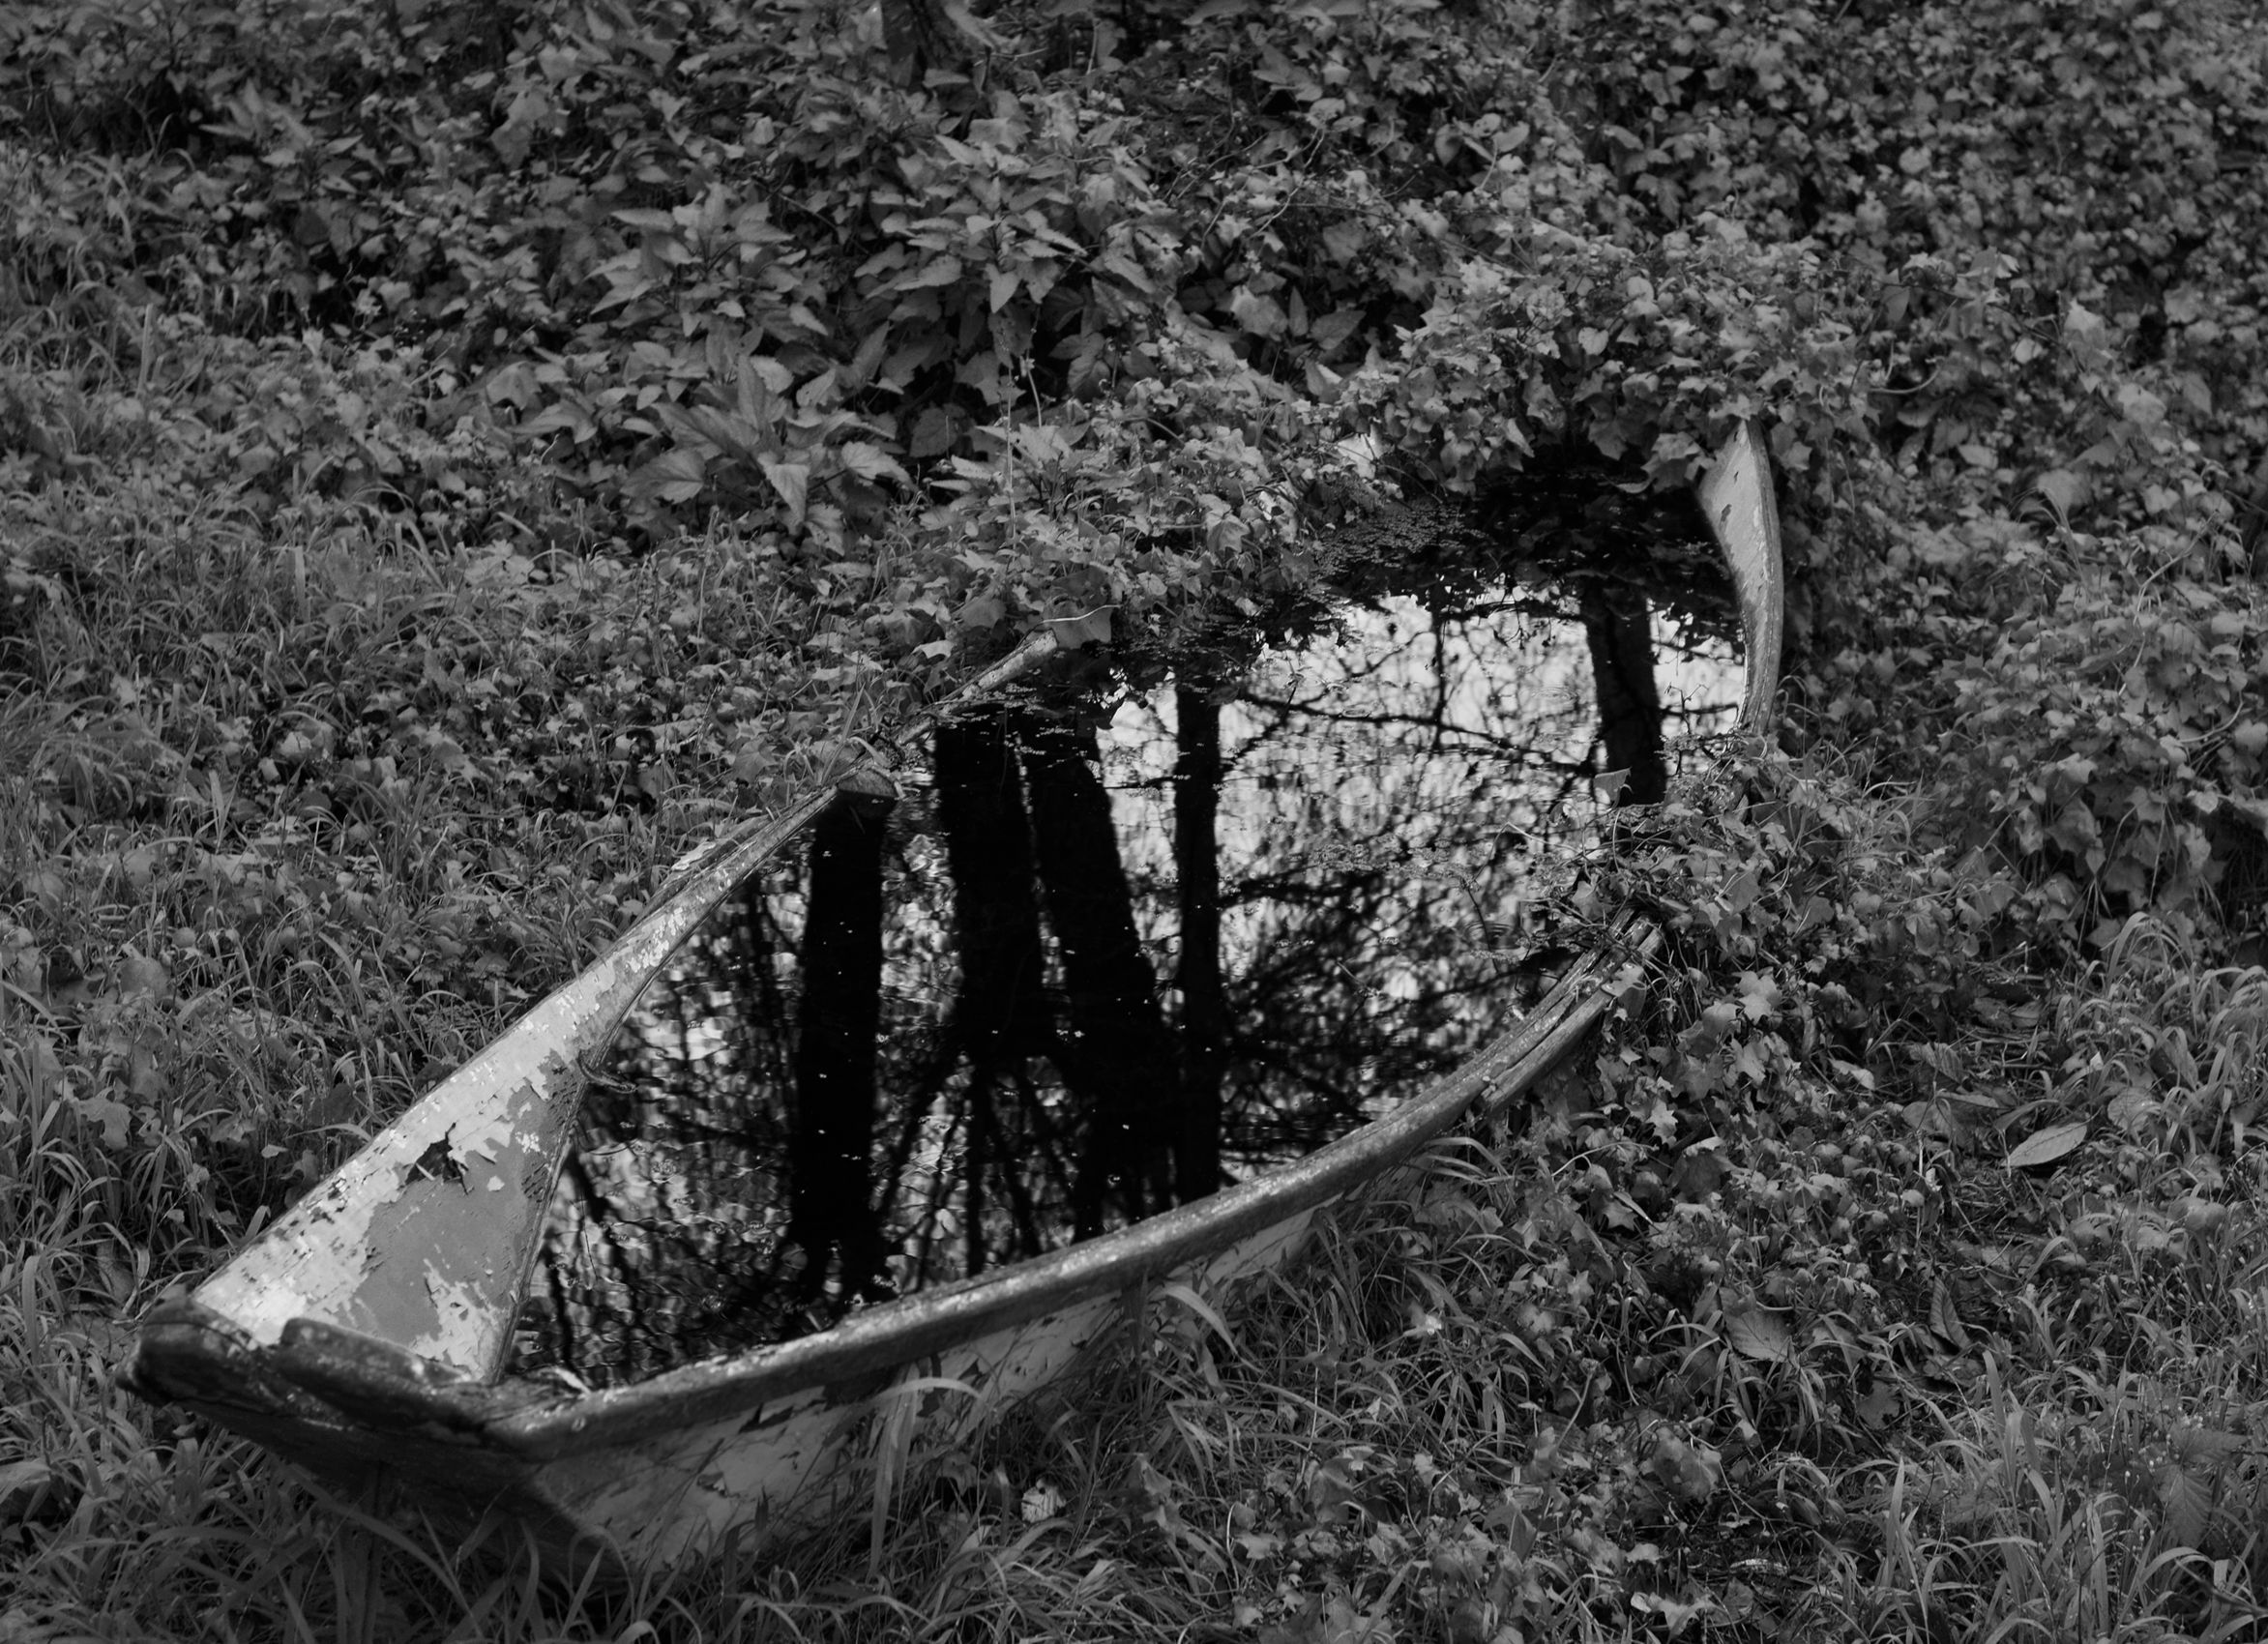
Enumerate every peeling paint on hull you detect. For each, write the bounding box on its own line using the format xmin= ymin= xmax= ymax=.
xmin=134 ymin=949 xmax=1634 ymax=1575
xmin=187 ymin=635 xmax=1060 ymax=1379
xmin=125 ymin=426 xmax=1784 ymax=1577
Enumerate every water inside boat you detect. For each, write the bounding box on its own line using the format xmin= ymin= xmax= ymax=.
xmin=509 ymin=542 xmax=1745 ymax=1389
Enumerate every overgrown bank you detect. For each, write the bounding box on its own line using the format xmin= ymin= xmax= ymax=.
xmin=7 ymin=0 xmax=2268 ymax=1637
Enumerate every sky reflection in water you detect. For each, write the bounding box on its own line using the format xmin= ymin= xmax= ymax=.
xmin=509 ymin=585 xmax=1740 ymax=1388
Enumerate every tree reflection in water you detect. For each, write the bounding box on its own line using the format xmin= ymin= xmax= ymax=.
xmin=510 ymin=580 xmax=1740 ymax=1388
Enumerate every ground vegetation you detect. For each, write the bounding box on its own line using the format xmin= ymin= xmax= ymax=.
xmin=6 ymin=0 xmax=2268 ymax=1637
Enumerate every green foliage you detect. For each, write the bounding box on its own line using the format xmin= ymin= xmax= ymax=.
xmin=1544 ymin=0 xmax=2268 ymax=515
xmin=8 ymin=0 xmax=2261 ymax=549
xmin=1354 ymin=217 xmax=1872 ymax=508
xmin=0 ymin=0 xmax=1913 ymax=635
xmin=1951 ymin=561 xmax=2268 ymax=933
xmin=12 ymin=0 xmax=2268 ymax=1638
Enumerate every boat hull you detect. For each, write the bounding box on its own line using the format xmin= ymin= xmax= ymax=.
xmin=125 ymin=422 xmax=1783 ymax=1576
xmin=134 ymin=937 xmax=1638 ymax=1571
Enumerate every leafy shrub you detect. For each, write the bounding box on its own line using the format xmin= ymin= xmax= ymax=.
xmin=1542 ymin=0 xmax=2268 ymax=509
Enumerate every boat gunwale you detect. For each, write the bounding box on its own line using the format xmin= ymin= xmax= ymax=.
xmin=123 ymin=417 xmax=1783 ymax=1513
xmin=480 ymin=921 xmax=1653 ymax=1457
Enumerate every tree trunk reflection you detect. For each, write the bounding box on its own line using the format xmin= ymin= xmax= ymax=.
xmin=1019 ymin=718 xmax=1181 ymax=1235
xmin=1172 ymin=686 xmax=1226 ymax=1204
xmin=933 ymin=711 xmax=1056 ymax=1269
xmin=1581 ymin=581 xmax=1666 ymax=806
xmin=784 ymin=790 xmax=891 ymax=1302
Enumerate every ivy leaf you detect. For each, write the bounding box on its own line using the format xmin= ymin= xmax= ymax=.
xmin=1644 ymin=1429 xmax=1723 ymax=1502
xmin=69 ymin=1092 xmax=135 ymax=1151
xmin=2106 ymin=1089 xmax=2160 ymax=1134
xmin=1310 ymin=308 xmax=1365 ymax=354
xmin=2044 ymin=799 xmax=2101 ymax=860
xmin=625 ymin=448 xmax=708 ymax=504
xmin=837 ymin=443 xmax=910 ymax=486
xmin=1721 ymin=1301 xmax=1795 ymax=1364
xmin=117 ymin=954 xmax=172 ymax=1000
xmin=2064 ymin=300 xmax=2113 ymax=369
xmin=1229 ymin=287 xmax=1287 ymax=338
xmin=909 ymin=408 xmax=958 ymax=459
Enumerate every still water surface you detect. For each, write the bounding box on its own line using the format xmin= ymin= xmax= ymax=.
xmin=509 ymin=579 xmax=1740 ymax=1387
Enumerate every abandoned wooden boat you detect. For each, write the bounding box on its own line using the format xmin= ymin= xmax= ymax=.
xmin=125 ymin=421 xmax=1785 ymax=1575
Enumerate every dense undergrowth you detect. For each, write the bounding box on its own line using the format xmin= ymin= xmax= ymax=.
xmin=8 ymin=0 xmax=2268 ymax=1638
